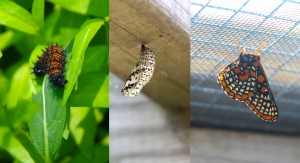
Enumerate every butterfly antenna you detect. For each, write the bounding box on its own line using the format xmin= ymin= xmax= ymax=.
xmin=233 ymin=39 xmax=245 ymax=53
xmin=254 ymin=42 xmax=267 ymax=57
xmin=224 ymin=53 xmax=234 ymax=62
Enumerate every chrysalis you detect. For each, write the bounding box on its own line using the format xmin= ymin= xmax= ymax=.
xmin=121 ymin=44 xmax=155 ymax=97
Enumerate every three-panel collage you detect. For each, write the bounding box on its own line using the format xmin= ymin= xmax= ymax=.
xmin=0 ymin=0 xmax=300 ymax=162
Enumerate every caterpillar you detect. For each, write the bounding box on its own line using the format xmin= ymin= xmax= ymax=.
xmin=121 ymin=44 xmax=155 ymax=97
xmin=47 ymin=45 xmax=68 ymax=87
xmin=33 ymin=51 xmax=48 ymax=77
xmin=32 ymin=44 xmax=68 ymax=87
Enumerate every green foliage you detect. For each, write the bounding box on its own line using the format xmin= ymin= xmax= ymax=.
xmin=0 ymin=0 xmax=109 ymax=162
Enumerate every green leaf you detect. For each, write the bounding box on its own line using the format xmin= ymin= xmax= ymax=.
xmin=5 ymin=100 xmax=40 ymax=129
xmin=0 ymin=0 xmax=39 ymax=34
xmin=41 ymin=9 xmax=87 ymax=45
xmin=0 ymin=51 xmax=2 ymax=59
xmin=63 ymin=19 xmax=104 ymax=105
xmin=92 ymin=145 xmax=109 ymax=163
xmin=48 ymin=0 xmax=108 ymax=17
xmin=29 ymin=77 xmax=67 ymax=162
xmin=5 ymin=63 xmax=33 ymax=109
xmin=71 ymin=144 xmax=109 ymax=163
xmin=81 ymin=45 xmax=108 ymax=74
xmin=0 ymin=30 xmax=24 ymax=51
xmin=0 ymin=127 xmax=34 ymax=163
xmin=48 ymin=0 xmax=90 ymax=15
xmin=32 ymin=0 xmax=45 ymax=27
xmin=70 ymin=107 xmax=97 ymax=159
xmin=87 ymin=0 xmax=109 ymax=18
xmin=69 ymin=72 xmax=108 ymax=108
xmin=62 ymin=101 xmax=71 ymax=140
xmin=15 ymin=131 xmax=45 ymax=163
xmin=0 ymin=72 xmax=8 ymax=105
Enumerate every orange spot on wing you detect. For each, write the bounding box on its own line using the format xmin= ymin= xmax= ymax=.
xmin=262 ymin=115 xmax=271 ymax=120
xmin=245 ymin=99 xmax=251 ymax=105
xmin=242 ymin=63 xmax=247 ymax=67
xmin=260 ymin=87 xmax=268 ymax=93
xmin=262 ymin=115 xmax=277 ymax=121
xmin=257 ymin=75 xmax=265 ymax=83
xmin=257 ymin=112 xmax=263 ymax=117
xmin=250 ymin=70 xmax=256 ymax=77
xmin=253 ymin=61 xmax=259 ymax=67
xmin=235 ymin=94 xmax=242 ymax=99
xmin=225 ymin=87 xmax=230 ymax=93
xmin=239 ymin=74 xmax=249 ymax=81
xmin=250 ymin=104 xmax=256 ymax=110
xmin=242 ymin=94 xmax=248 ymax=99
xmin=249 ymin=92 xmax=253 ymax=97
xmin=234 ymin=67 xmax=241 ymax=73
xmin=221 ymin=80 xmax=227 ymax=87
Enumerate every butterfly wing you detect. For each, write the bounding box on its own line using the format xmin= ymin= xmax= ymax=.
xmin=218 ymin=54 xmax=278 ymax=121
xmin=218 ymin=59 xmax=256 ymax=101
xmin=244 ymin=62 xmax=278 ymax=121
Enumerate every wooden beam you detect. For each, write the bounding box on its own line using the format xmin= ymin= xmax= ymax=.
xmin=110 ymin=0 xmax=190 ymax=112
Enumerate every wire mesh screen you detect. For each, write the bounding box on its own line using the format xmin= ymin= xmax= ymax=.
xmin=191 ymin=0 xmax=300 ymax=134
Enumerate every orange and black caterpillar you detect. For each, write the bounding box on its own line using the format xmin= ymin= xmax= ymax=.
xmin=33 ymin=51 xmax=48 ymax=77
xmin=33 ymin=44 xmax=68 ymax=87
xmin=47 ymin=45 xmax=68 ymax=87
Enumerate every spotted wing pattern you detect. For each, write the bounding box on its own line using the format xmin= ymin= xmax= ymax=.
xmin=218 ymin=56 xmax=256 ymax=101
xmin=121 ymin=45 xmax=155 ymax=97
xmin=244 ymin=62 xmax=278 ymax=121
xmin=218 ymin=51 xmax=278 ymax=121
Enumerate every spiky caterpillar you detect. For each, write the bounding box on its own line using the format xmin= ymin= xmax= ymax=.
xmin=121 ymin=44 xmax=155 ymax=97
xmin=33 ymin=44 xmax=67 ymax=87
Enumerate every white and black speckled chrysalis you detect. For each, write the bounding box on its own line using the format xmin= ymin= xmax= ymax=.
xmin=121 ymin=44 xmax=155 ymax=97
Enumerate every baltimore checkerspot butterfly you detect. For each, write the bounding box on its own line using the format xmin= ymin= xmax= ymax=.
xmin=121 ymin=44 xmax=155 ymax=97
xmin=33 ymin=44 xmax=67 ymax=87
xmin=217 ymin=40 xmax=278 ymax=122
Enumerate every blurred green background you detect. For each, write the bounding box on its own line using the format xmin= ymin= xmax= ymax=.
xmin=0 ymin=0 xmax=109 ymax=162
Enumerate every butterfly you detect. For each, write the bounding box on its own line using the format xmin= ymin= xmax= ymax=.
xmin=121 ymin=44 xmax=155 ymax=97
xmin=217 ymin=40 xmax=278 ymax=121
